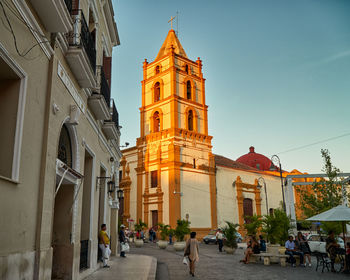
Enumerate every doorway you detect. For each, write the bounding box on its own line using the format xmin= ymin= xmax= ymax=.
xmin=51 ymin=183 xmax=74 ymax=280
xmin=243 ymin=198 xmax=253 ymax=224
xmin=151 ymin=210 xmax=158 ymax=229
xmin=79 ymin=150 xmax=93 ymax=270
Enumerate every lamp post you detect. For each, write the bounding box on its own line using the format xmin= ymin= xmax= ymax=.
xmin=271 ymin=155 xmax=286 ymax=212
xmin=258 ymin=177 xmax=269 ymax=215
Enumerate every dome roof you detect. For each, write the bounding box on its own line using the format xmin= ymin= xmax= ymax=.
xmin=236 ymin=146 xmax=275 ymax=171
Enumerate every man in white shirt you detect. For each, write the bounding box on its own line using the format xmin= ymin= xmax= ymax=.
xmin=216 ymin=229 xmax=224 ymax=252
xmin=285 ymin=235 xmax=304 ymax=267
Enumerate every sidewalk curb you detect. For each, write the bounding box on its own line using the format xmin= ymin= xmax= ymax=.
xmin=148 ymin=256 xmax=157 ymax=280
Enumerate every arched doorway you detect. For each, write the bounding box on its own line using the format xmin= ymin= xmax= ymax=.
xmin=243 ymin=198 xmax=253 ymax=224
xmin=52 ymin=124 xmax=79 ymax=279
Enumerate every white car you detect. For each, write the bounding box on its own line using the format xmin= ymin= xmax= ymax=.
xmin=306 ymin=234 xmax=344 ymax=253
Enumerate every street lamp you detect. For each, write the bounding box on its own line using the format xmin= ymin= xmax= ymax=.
xmin=258 ymin=177 xmax=269 ymax=215
xmin=271 ymin=155 xmax=286 ymax=212
xmin=117 ymin=188 xmax=124 ymax=199
xmin=107 ymin=180 xmax=116 ymax=194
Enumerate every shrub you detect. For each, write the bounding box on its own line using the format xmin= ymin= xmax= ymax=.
xmin=158 ymin=223 xmax=171 ymax=241
xmin=174 ymin=219 xmax=191 ymax=242
xmin=222 ymin=221 xmax=239 ymax=249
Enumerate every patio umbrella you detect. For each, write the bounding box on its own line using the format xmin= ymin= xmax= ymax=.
xmin=306 ymin=205 xmax=350 ymax=240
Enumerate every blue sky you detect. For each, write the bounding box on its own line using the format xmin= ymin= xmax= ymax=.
xmin=111 ymin=0 xmax=350 ymax=173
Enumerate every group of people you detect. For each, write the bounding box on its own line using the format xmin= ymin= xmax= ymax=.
xmin=284 ymin=232 xmax=312 ymax=267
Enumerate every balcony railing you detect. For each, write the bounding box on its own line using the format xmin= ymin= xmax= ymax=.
xmin=100 ymin=68 xmax=111 ymax=107
xmin=69 ymin=10 xmax=96 ymax=74
xmin=111 ymin=100 xmax=119 ymax=128
xmin=64 ymin=0 xmax=72 ymax=14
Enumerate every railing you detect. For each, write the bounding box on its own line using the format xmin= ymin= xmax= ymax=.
xmin=64 ymin=0 xmax=72 ymax=14
xmin=100 ymin=68 xmax=111 ymax=107
xmin=111 ymin=100 xmax=119 ymax=128
xmin=69 ymin=10 xmax=96 ymax=74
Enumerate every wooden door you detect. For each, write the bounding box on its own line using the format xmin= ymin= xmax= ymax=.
xmin=151 ymin=210 xmax=158 ymax=229
xmin=243 ymin=198 xmax=253 ymax=223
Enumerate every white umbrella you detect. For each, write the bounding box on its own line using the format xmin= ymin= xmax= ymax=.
xmin=306 ymin=205 xmax=350 ymax=240
xmin=306 ymin=205 xmax=350 ymax=222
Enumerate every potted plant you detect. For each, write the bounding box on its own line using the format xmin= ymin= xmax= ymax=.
xmin=173 ymin=219 xmax=191 ymax=251
xmin=157 ymin=223 xmax=170 ymax=249
xmin=262 ymin=208 xmax=291 ymax=261
xmin=134 ymin=219 xmax=147 ymax=247
xmin=222 ymin=221 xmax=239 ymax=254
xmin=243 ymin=214 xmax=263 ymax=236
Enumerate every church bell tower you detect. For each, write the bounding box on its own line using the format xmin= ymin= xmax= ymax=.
xmin=136 ymin=28 xmax=217 ymax=231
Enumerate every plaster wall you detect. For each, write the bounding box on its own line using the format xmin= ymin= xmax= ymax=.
xmin=181 ymin=169 xmax=211 ymax=228
xmin=216 ymin=166 xmax=283 ymax=229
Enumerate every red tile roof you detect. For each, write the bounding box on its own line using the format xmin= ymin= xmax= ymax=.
xmin=214 ymin=154 xmax=259 ymax=171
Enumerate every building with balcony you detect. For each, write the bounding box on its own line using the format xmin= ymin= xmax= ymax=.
xmin=0 ymin=0 xmax=122 ymax=279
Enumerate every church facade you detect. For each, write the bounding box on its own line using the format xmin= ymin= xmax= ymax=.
xmin=120 ymin=29 xmax=303 ymax=237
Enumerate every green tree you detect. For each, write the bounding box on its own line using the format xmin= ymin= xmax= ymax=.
xmin=262 ymin=208 xmax=291 ymax=245
xmin=158 ymin=223 xmax=171 ymax=241
xmin=222 ymin=221 xmax=239 ymax=249
xmin=243 ymin=214 xmax=263 ymax=236
xmin=174 ymin=219 xmax=191 ymax=242
xmin=297 ymin=149 xmax=347 ymax=234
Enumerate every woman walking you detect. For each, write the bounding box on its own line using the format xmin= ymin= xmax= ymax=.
xmin=184 ymin=232 xmax=199 ymax=277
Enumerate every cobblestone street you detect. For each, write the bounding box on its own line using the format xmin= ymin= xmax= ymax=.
xmin=130 ymin=242 xmax=349 ymax=280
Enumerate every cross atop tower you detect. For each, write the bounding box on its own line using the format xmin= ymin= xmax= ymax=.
xmin=168 ymin=16 xmax=176 ymax=30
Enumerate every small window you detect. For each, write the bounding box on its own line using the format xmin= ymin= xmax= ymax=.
xmin=155 ymin=65 xmax=160 ymax=74
xmin=186 ymin=81 xmax=191 ymax=100
xmin=185 ymin=65 xmax=189 ymax=74
xmin=188 ymin=110 xmax=194 ymax=131
xmin=193 ymin=159 xmax=196 ymax=169
xmin=153 ymin=111 xmax=160 ymax=132
xmin=269 ymin=208 xmax=274 ymax=216
xmin=151 ymin=170 xmax=158 ymax=188
xmin=154 ymin=82 xmax=160 ymax=102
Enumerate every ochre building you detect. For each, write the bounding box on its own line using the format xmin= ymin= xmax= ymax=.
xmin=120 ymin=29 xmax=305 ymax=237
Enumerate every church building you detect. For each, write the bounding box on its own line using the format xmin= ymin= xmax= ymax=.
xmin=120 ymin=28 xmax=304 ymax=237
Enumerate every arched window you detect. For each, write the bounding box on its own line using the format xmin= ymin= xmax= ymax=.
xmin=154 ymin=82 xmax=160 ymax=102
xmin=186 ymin=81 xmax=191 ymax=100
xmin=155 ymin=65 xmax=160 ymax=74
xmin=153 ymin=111 xmax=160 ymax=132
xmin=188 ymin=110 xmax=194 ymax=131
xmin=185 ymin=65 xmax=189 ymax=74
xmin=57 ymin=124 xmax=72 ymax=167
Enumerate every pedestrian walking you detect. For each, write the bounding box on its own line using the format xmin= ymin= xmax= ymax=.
xmin=184 ymin=232 xmax=199 ymax=277
xmin=216 ymin=229 xmax=224 ymax=252
xmin=119 ymin=225 xmax=127 ymax=258
xmin=169 ymin=232 xmax=173 ymax=245
xmin=98 ymin=224 xmax=111 ymax=268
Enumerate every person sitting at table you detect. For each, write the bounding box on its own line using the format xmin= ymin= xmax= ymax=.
xmin=285 ymin=235 xmax=304 ymax=267
xmin=326 ymin=230 xmax=340 ymax=272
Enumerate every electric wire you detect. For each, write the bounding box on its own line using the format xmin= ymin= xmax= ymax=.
xmin=276 ymin=132 xmax=350 ymax=155
xmin=0 ymin=0 xmax=50 ymax=58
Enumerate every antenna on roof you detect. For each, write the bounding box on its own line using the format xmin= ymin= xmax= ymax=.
xmin=176 ymin=11 xmax=179 ymax=37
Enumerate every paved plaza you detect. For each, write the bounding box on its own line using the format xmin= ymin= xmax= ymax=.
xmin=129 ymin=242 xmax=349 ymax=280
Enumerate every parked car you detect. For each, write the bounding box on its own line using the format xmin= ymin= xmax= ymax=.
xmin=306 ymin=234 xmax=344 ymax=253
xmin=203 ymin=230 xmax=242 ymax=244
